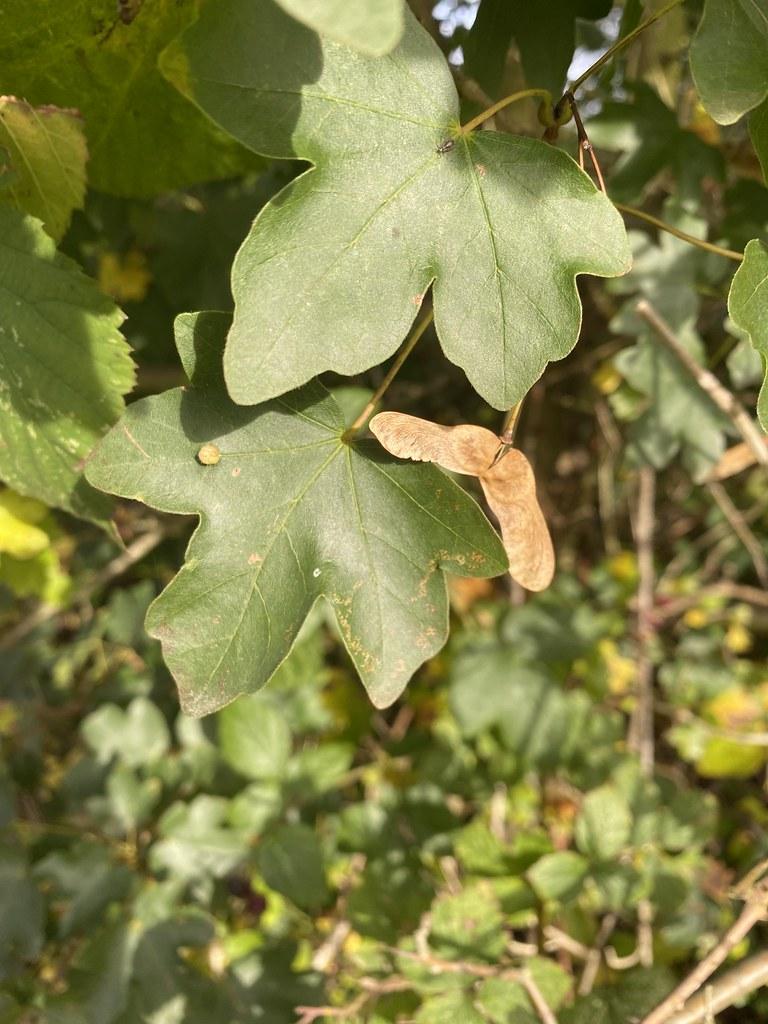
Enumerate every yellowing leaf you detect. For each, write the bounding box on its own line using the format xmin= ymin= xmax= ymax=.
xmin=0 ymin=96 xmax=87 ymax=241
xmin=696 ymin=737 xmax=767 ymax=779
xmin=98 ymin=249 xmax=151 ymax=303
xmin=0 ymin=489 xmax=50 ymax=558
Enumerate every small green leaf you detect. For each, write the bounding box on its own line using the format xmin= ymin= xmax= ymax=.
xmin=575 ymin=784 xmax=632 ymax=862
xmin=151 ymin=796 xmax=250 ymax=881
xmin=429 ymin=884 xmax=505 ymax=962
xmin=728 ymin=238 xmax=768 ymax=431
xmin=691 ymin=0 xmax=768 ymax=125
xmin=81 ymin=697 xmax=170 ymax=767
xmin=0 ymin=209 xmax=134 ymax=526
xmin=162 ymin=0 xmax=630 ymax=410
xmin=527 ymin=850 xmax=588 ymax=902
xmin=85 ymin=312 xmax=507 ymax=714
xmin=257 ymin=823 xmax=329 ymax=911
xmin=0 ymin=97 xmax=87 ymax=241
xmin=275 ymin=0 xmax=404 ymax=55
xmin=218 ymin=696 xmax=292 ymax=780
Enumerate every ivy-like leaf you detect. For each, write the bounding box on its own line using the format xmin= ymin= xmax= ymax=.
xmin=0 ymin=0 xmax=258 ymax=197
xmin=162 ymin=0 xmax=630 ymax=411
xmin=85 ymin=312 xmax=507 ymax=715
xmin=690 ymin=0 xmax=768 ymax=125
xmin=275 ymin=0 xmax=404 ymax=55
xmin=0 ymin=209 xmax=134 ymax=526
xmin=0 ymin=97 xmax=87 ymax=241
xmin=728 ymin=238 xmax=768 ymax=431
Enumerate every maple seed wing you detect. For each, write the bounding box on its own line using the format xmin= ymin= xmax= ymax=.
xmin=370 ymin=412 xmax=498 ymax=475
xmin=480 ymin=450 xmax=555 ymax=592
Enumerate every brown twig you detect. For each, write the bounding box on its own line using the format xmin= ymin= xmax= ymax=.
xmin=666 ymin=951 xmax=768 ymax=1024
xmin=578 ymin=914 xmax=617 ymax=995
xmin=635 ymin=300 xmax=768 ymax=469
xmin=640 ymin=879 xmax=768 ymax=1024
xmin=520 ymin=969 xmax=560 ymax=1024
xmin=629 ymin=465 xmax=656 ymax=777
xmin=706 ymin=481 xmax=768 ymax=587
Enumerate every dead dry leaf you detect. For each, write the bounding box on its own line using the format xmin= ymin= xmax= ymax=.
xmin=706 ymin=439 xmax=768 ymax=482
xmin=370 ymin=411 xmax=555 ymax=591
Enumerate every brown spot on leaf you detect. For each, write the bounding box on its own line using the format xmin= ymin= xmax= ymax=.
xmin=232 ymin=467 xmax=242 ymax=477
xmin=248 ymin=553 xmax=262 ymax=565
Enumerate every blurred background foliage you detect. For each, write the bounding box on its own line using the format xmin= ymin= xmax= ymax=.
xmin=2 ymin=0 xmax=768 ymax=1021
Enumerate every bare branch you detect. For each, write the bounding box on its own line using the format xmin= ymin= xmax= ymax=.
xmin=635 ymin=300 xmax=768 ymax=470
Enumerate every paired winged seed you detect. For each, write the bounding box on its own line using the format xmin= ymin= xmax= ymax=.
xmin=370 ymin=412 xmax=555 ymax=592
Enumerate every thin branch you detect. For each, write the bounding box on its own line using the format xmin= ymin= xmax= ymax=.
xmin=568 ymin=0 xmax=685 ymax=92
xmin=0 ymin=524 xmax=166 ymax=650
xmin=707 ymin=481 xmax=768 ymax=587
xmin=636 ymin=300 xmax=768 ymax=469
xmin=640 ymin=884 xmax=768 ymax=1024
xmin=520 ymin=969 xmax=560 ymax=1024
xmin=578 ymin=914 xmax=617 ymax=995
xmin=666 ymin=951 xmax=768 ymax=1024
xmin=629 ymin=465 xmax=656 ymax=778
xmin=617 ymin=205 xmax=743 ymax=262
xmin=461 ymin=88 xmax=552 ymax=135
xmin=346 ymin=308 xmax=434 ymax=435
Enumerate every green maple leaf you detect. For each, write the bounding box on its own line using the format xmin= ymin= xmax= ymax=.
xmin=729 ymin=238 xmax=768 ymax=432
xmin=85 ymin=312 xmax=507 ymax=716
xmin=0 ymin=0 xmax=258 ymax=198
xmin=0 ymin=208 xmax=134 ymax=527
xmin=161 ymin=0 xmax=630 ymax=411
xmin=274 ymin=0 xmax=404 ymax=56
xmin=690 ymin=0 xmax=768 ymax=126
xmin=0 ymin=98 xmax=87 ymax=242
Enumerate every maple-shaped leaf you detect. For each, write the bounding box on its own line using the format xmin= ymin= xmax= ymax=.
xmin=161 ymin=0 xmax=630 ymax=411
xmin=85 ymin=312 xmax=507 ymax=716
xmin=729 ymin=238 xmax=768 ymax=432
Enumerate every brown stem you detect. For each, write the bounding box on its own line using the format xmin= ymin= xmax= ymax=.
xmin=346 ymin=308 xmax=434 ymax=436
xmin=706 ymin=481 xmax=768 ymax=587
xmin=617 ymin=205 xmax=743 ymax=262
xmin=640 ymin=889 xmax=768 ymax=1024
xmin=629 ymin=465 xmax=656 ymax=778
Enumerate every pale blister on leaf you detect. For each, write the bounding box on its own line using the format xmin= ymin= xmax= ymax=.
xmin=370 ymin=411 xmax=554 ymax=592
xmin=162 ymin=0 xmax=631 ymax=411
xmin=85 ymin=312 xmax=507 ymax=716
xmin=274 ymin=0 xmax=404 ymax=56
xmin=728 ymin=238 xmax=768 ymax=432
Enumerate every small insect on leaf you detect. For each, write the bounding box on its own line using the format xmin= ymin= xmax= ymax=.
xmin=436 ymin=138 xmax=455 ymax=154
xmin=197 ymin=443 xmax=221 ymax=466
xmin=370 ymin=412 xmax=555 ymax=592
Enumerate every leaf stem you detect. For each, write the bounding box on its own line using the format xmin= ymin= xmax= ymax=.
xmin=616 ymin=204 xmax=744 ymax=262
xmin=346 ymin=308 xmax=434 ymax=436
xmin=568 ymin=0 xmax=686 ymax=93
xmin=461 ymin=88 xmax=552 ymax=134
